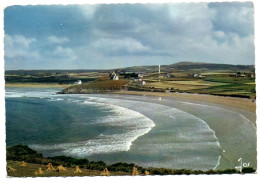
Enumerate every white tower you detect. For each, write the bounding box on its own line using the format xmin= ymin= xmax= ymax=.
xmin=159 ymin=64 xmax=161 ymax=82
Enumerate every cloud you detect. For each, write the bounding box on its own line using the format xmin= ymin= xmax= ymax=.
xmin=209 ymin=2 xmax=254 ymax=36
xmin=48 ymin=36 xmax=69 ymax=44
xmin=5 ymin=34 xmax=36 ymax=49
xmin=78 ymin=4 xmax=99 ymax=20
xmin=4 ymin=34 xmax=39 ymax=59
xmin=4 ymin=3 xmax=255 ymax=69
xmin=213 ymin=31 xmax=225 ymax=39
xmin=51 ymin=46 xmax=77 ymax=61
xmin=91 ymin=38 xmax=151 ymax=55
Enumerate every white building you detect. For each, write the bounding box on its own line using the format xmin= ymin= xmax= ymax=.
xmin=134 ymin=78 xmax=142 ymax=82
xmin=138 ymin=74 xmax=143 ymax=78
xmin=112 ymin=74 xmax=119 ymax=80
xmin=74 ymin=80 xmax=82 ymax=85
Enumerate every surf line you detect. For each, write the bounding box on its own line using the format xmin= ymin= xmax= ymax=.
xmin=81 ymin=99 xmax=156 ymax=151
xmin=177 ymin=101 xmax=256 ymax=129
xmin=87 ymin=96 xmax=223 ymax=170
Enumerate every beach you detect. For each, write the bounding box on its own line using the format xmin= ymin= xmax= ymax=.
xmin=6 ymin=83 xmax=256 ymax=113
xmin=5 ymin=87 xmax=256 ymax=171
xmin=5 ymin=83 xmax=69 ymax=88
xmin=94 ymin=92 xmax=257 ymax=170
xmin=114 ymin=90 xmax=256 ymax=114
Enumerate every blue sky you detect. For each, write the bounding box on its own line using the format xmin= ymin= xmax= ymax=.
xmin=4 ymin=2 xmax=254 ymax=70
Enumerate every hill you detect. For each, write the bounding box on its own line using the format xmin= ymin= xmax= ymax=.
xmin=60 ymin=80 xmax=129 ymax=94
xmin=5 ymin=62 xmax=255 ymax=75
xmin=119 ymin=62 xmax=254 ymax=73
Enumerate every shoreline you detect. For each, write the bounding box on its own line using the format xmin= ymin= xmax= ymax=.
xmin=111 ymin=90 xmax=256 ymax=114
xmin=5 ymin=86 xmax=256 ymax=170
xmin=93 ymin=93 xmax=256 ymax=170
xmin=5 ymin=83 xmax=256 ymax=113
xmin=5 ymin=83 xmax=70 ymax=88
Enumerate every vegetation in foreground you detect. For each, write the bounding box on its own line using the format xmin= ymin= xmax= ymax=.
xmin=6 ymin=145 xmax=256 ymax=177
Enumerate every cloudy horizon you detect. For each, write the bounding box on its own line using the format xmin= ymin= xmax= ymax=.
xmin=4 ymin=2 xmax=255 ymax=70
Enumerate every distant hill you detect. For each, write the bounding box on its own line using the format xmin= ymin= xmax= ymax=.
xmin=119 ymin=62 xmax=255 ymax=73
xmin=5 ymin=62 xmax=255 ymax=75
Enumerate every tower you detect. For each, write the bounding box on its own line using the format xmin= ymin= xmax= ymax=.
xmin=159 ymin=64 xmax=161 ymax=82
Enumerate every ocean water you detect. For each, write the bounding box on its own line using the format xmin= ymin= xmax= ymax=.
xmin=6 ymin=87 xmax=225 ymax=170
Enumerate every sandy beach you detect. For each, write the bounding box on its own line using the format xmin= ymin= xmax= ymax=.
xmin=5 ymin=83 xmax=70 ymax=88
xmin=5 ymin=86 xmax=256 ymax=170
xmin=114 ymin=90 xmax=256 ymax=114
xmin=104 ymin=92 xmax=256 ymax=170
xmin=6 ymin=84 xmax=255 ymax=114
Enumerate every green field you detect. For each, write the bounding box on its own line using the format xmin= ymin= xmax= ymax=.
xmin=5 ymin=63 xmax=256 ymax=98
xmin=131 ymin=72 xmax=255 ymax=98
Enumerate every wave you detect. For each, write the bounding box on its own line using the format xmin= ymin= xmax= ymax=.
xmin=29 ymin=100 xmax=155 ymax=157
xmin=5 ymin=88 xmax=59 ymax=98
xmin=7 ymin=88 xmax=223 ymax=170
xmin=80 ymin=96 xmax=222 ymax=170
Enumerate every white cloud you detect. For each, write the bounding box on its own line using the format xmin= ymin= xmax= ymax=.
xmin=209 ymin=2 xmax=254 ymax=36
xmin=4 ymin=3 xmax=255 ymax=69
xmin=51 ymin=46 xmax=77 ymax=61
xmin=5 ymin=34 xmax=36 ymax=48
xmin=92 ymin=38 xmax=150 ymax=55
xmin=4 ymin=34 xmax=39 ymax=59
xmin=168 ymin=3 xmax=216 ymax=22
xmin=78 ymin=4 xmax=99 ymax=20
xmin=214 ymin=31 xmax=225 ymax=38
xmin=48 ymin=36 xmax=70 ymax=44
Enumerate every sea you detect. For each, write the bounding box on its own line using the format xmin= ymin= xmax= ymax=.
xmin=6 ymin=87 xmax=228 ymax=170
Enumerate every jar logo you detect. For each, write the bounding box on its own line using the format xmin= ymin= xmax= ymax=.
xmin=235 ymin=158 xmax=250 ymax=173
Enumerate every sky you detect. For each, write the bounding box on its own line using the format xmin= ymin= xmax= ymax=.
xmin=4 ymin=2 xmax=255 ymax=70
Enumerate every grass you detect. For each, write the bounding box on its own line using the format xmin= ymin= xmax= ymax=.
xmin=68 ymin=72 xmax=109 ymax=79
xmin=164 ymin=80 xmax=226 ymax=86
xmin=7 ymin=161 xmax=128 ymax=177
xmin=6 ymin=145 xmax=256 ymax=177
xmin=142 ymin=79 xmax=226 ymax=91
xmin=143 ymin=81 xmax=208 ymax=90
xmin=203 ymin=75 xmax=254 ymax=84
xmin=5 ymin=69 xmax=256 ymax=98
xmin=137 ymin=74 xmax=255 ymax=98
xmin=61 ymin=79 xmax=129 ymax=94
xmin=77 ymin=80 xmax=129 ymax=89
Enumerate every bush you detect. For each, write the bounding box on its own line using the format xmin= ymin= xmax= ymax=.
xmin=6 ymin=145 xmax=256 ymax=175
xmin=108 ymin=162 xmax=137 ymax=173
xmin=7 ymin=145 xmax=43 ymax=161
xmin=47 ymin=156 xmax=91 ymax=168
xmin=87 ymin=161 xmax=106 ymax=171
xmin=242 ymin=167 xmax=256 ymax=173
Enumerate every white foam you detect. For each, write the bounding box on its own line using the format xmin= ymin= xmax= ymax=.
xmin=80 ymin=95 xmax=222 ymax=169
xmin=5 ymin=88 xmax=59 ymax=98
xmin=30 ymin=100 xmax=155 ymax=157
xmin=178 ymin=101 xmax=256 ymax=128
xmin=8 ymin=89 xmax=223 ymax=169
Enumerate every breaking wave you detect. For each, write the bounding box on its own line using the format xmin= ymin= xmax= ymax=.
xmin=29 ymin=100 xmax=155 ymax=157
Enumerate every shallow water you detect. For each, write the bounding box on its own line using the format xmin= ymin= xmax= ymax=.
xmin=6 ymin=88 xmax=255 ymax=170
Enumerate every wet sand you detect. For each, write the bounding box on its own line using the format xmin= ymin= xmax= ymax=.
xmin=5 ymin=86 xmax=257 ymax=170
xmin=100 ymin=93 xmax=257 ymax=170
